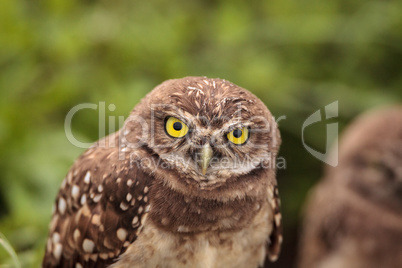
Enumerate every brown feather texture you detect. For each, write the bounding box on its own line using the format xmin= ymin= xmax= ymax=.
xmin=298 ymin=106 xmax=402 ymax=268
xmin=43 ymin=76 xmax=282 ymax=268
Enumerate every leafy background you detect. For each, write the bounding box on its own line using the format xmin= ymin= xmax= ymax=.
xmin=0 ymin=0 xmax=401 ymax=267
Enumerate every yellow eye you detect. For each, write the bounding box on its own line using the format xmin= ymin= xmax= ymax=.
xmin=227 ymin=127 xmax=249 ymax=145
xmin=165 ymin=117 xmax=189 ymax=138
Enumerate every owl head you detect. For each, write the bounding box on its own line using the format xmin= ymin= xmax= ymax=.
xmin=328 ymin=106 xmax=402 ymax=212
xmin=120 ymin=77 xmax=280 ymax=199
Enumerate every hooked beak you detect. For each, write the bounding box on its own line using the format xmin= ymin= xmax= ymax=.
xmin=200 ymin=143 xmax=213 ymax=175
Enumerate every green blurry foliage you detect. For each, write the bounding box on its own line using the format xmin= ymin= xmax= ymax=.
xmin=0 ymin=0 xmax=401 ymax=267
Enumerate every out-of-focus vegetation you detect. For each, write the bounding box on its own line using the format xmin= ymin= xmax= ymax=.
xmin=0 ymin=0 xmax=401 ymax=267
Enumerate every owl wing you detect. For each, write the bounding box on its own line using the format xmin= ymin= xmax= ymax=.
xmin=266 ymin=184 xmax=282 ymax=262
xmin=297 ymin=181 xmax=346 ymax=268
xmin=43 ymin=138 xmax=151 ymax=268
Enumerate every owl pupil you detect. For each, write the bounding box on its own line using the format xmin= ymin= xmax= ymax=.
xmin=173 ymin=122 xmax=182 ymax=131
xmin=233 ymin=129 xmax=242 ymax=138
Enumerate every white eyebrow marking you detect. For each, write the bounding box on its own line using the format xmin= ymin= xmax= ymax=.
xmin=219 ymin=121 xmax=250 ymax=133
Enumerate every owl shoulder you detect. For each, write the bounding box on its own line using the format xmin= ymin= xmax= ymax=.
xmin=43 ymin=135 xmax=152 ymax=267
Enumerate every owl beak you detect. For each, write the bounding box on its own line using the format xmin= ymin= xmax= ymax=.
xmin=200 ymin=143 xmax=213 ymax=175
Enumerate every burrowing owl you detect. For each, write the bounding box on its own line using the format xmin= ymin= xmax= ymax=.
xmin=42 ymin=77 xmax=282 ymax=268
xmin=298 ymin=106 xmax=402 ymax=268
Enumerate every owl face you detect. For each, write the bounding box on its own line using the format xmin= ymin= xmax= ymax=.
xmin=331 ymin=106 xmax=402 ymax=212
xmin=352 ymin=147 xmax=402 ymax=208
xmin=122 ymin=77 xmax=280 ymax=191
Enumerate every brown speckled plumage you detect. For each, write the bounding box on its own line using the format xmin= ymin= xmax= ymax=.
xmin=43 ymin=77 xmax=282 ymax=268
xmin=298 ymin=106 xmax=402 ymax=268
